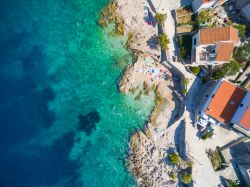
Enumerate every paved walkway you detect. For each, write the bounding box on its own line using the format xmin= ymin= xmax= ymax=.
xmin=152 ymin=0 xmax=195 ymax=90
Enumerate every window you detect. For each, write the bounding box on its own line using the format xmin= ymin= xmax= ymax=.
xmin=193 ymin=38 xmax=196 ymax=46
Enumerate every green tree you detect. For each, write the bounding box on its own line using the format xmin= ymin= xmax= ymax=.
xmin=155 ymin=13 xmax=167 ymax=26
xmin=226 ymin=60 xmax=240 ymax=76
xmin=168 ymin=153 xmax=180 ymax=165
xmin=212 ymin=60 xmax=240 ymax=80
xmin=233 ymin=43 xmax=250 ymax=63
xmin=234 ymin=24 xmax=246 ymax=38
xmin=190 ymin=66 xmax=201 ymax=75
xmin=183 ymin=77 xmax=189 ymax=86
xmin=197 ymin=9 xmax=211 ymax=25
xmin=157 ymin=34 xmax=170 ymax=50
xmin=181 ymin=172 xmax=192 ymax=184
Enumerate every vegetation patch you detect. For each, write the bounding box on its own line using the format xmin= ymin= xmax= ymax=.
xmin=168 ymin=153 xmax=180 ymax=165
xmin=233 ymin=43 xmax=250 ymax=64
xmin=155 ymin=13 xmax=167 ymax=26
xmin=181 ymin=172 xmax=192 ymax=185
xmin=233 ymin=24 xmax=246 ymax=38
xmin=168 ymin=171 xmax=177 ymax=180
xmin=208 ymin=149 xmax=223 ymax=171
xmin=201 ymin=131 xmax=213 ymax=140
xmin=189 ymin=66 xmax=200 ymax=75
xmin=157 ymin=34 xmax=170 ymax=50
xmin=178 ymin=35 xmax=192 ymax=59
xmin=212 ymin=60 xmax=240 ymax=80
xmin=197 ymin=9 xmax=211 ymax=26
xmin=176 ymin=6 xmax=195 ymax=33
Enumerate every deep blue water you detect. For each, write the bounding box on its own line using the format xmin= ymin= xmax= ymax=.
xmin=0 ymin=0 xmax=155 ymax=186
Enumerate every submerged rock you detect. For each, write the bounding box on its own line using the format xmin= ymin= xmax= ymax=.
xmin=78 ymin=110 xmax=100 ymax=136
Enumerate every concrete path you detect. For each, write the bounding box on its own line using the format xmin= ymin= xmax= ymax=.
xmin=151 ymin=0 xmax=195 ymax=90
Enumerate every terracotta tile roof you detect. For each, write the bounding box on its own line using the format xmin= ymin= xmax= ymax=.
xmin=215 ymin=42 xmax=235 ymax=61
xmin=200 ymin=27 xmax=240 ymax=45
xmin=205 ymin=80 xmax=247 ymax=124
xmin=240 ymin=107 xmax=250 ymax=130
xmin=202 ymin=0 xmax=216 ymax=4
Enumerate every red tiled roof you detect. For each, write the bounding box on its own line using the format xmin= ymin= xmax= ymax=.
xmin=200 ymin=27 xmax=240 ymax=45
xmin=215 ymin=42 xmax=235 ymax=61
xmin=202 ymin=0 xmax=216 ymax=4
xmin=205 ymin=80 xmax=247 ymax=124
xmin=240 ymin=106 xmax=250 ymax=130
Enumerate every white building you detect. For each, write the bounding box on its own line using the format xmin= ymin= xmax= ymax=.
xmin=198 ymin=79 xmax=250 ymax=136
xmin=191 ymin=26 xmax=240 ymax=65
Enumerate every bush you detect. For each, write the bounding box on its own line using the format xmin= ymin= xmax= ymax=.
xmin=178 ymin=35 xmax=192 ymax=59
xmin=183 ymin=78 xmax=189 ymax=86
xmin=227 ymin=179 xmax=240 ymax=187
xmin=168 ymin=153 xmax=180 ymax=165
xmin=233 ymin=43 xmax=250 ymax=63
xmin=157 ymin=34 xmax=170 ymax=50
xmin=181 ymin=172 xmax=192 ymax=185
xmin=209 ymin=150 xmax=223 ymax=171
xmin=168 ymin=171 xmax=177 ymax=180
xmin=201 ymin=131 xmax=213 ymax=140
xmin=212 ymin=60 xmax=240 ymax=80
xmin=234 ymin=24 xmax=246 ymax=38
xmin=197 ymin=9 xmax=211 ymax=25
xmin=182 ymin=89 xmax=188 ymax=95
xmin=155 ymin=13 xmax=167 ymax=25
xmin=190 ymin=66 xmax=200 ymax=75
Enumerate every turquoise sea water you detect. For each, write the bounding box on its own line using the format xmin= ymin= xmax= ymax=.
xmin=0 ymin=0 xmax=155 ymax=186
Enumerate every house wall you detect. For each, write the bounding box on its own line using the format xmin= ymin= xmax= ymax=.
xmin=192 ymin=32 xmax=200 ymax=49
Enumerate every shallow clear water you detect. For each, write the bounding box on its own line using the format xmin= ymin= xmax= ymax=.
xmin=0 ymin=0 xmax=155 ymax=186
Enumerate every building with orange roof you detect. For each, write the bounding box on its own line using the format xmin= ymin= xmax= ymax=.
xmin=191 ymin=26 xmax=240 ymax=65
xmin=199 ymin=79 xmax=250 ymax=136
xmin=192 ymin=0 xmax=228 ymax=13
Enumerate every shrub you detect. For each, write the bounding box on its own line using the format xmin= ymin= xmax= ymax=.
xmin=201 ymin=131 xmax=213 ymax=140
xmin=168 ymin=153 xmax=180 ymax=165
xmin=233 ymin=43 xmax=250 ymax=63
xmin=234 ymin=24 xmax=246 ymax=38
xmin=157 ymin=34 xmax=170 ymax=50
xmin=155 ymin=13 xmax=167 ymax=25
xmin=181 ymin=172 xmax=192 ymax=184
xmin=212 ymin=60 xmax=240 ymax=80
xmin=190 ymin=66 xmax=200 ymax=75
xmin=183 ymin=78 xmax=189 ymax=86
xmin=182 ymin=89 xmax=187 ymax=95
xmin=178 ymin=35 xmax=192 ymax=59
xmin=227 ymin=179 xmax=240 ymax=187
xmin=209 ymin=150 xmax=223 ymax=171
xmin=168 ymin=171 xmax=177 ymax=180
xmin=197 ymin=9 xmax=211 ymax=25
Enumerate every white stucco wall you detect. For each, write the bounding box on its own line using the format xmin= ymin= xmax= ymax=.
xmin=192 ymin=32 xmax=200 ymax=49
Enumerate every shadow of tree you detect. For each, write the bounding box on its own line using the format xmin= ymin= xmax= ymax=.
xmin=147 ymin=34 xmax=158 ymax=49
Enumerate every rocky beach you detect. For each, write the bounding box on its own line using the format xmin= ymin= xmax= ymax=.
xmin=105 ymin=0 xmax=190 ymax=186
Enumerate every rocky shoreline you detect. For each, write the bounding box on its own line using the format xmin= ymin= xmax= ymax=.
xmin=100 ymin=0 xmax=189 ymax=186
